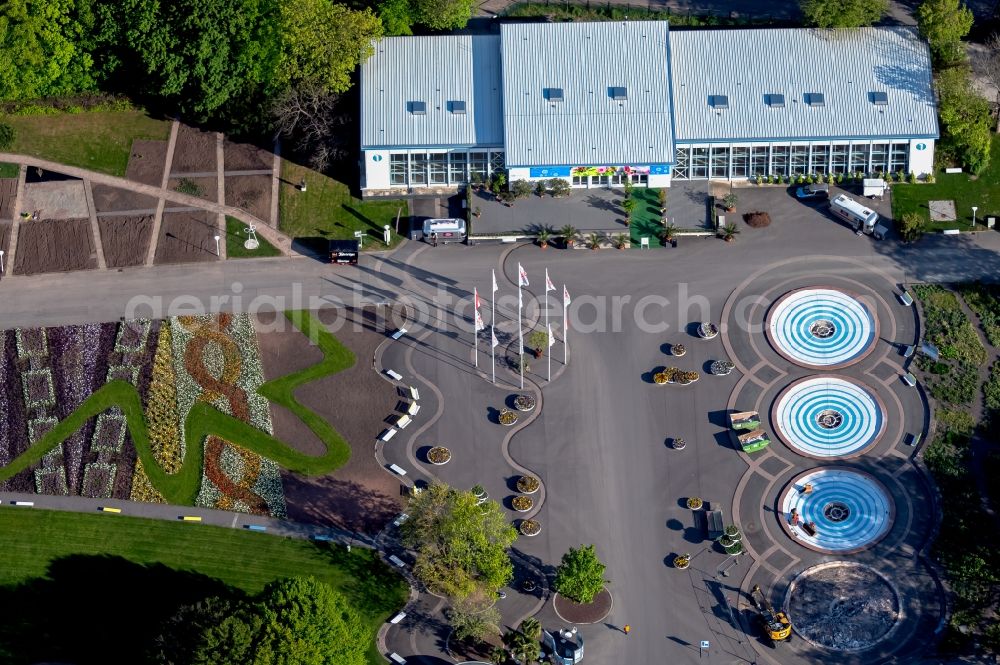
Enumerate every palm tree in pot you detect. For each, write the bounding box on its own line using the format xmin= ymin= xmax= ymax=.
xmin=722 ymin=223 xmax=739 ymax=242
xmin=661 ymin=223 xmax=678 ymax=244
xmin=536 ymin=226 xmax=553 ymax=249
xmin=723 ymin=192 xmax=738 ymax=212
xmin=585 ymin=233 xmax=601 ymax=250
xmin=621 ymin=197 xmax=637 ymax=226
xmin=559 ymin=224 xmax=578 ymax=249
xmin=528 ymin=330 xmax=549 ymax=358
xmin=612 ymin=233 xmax=628 ymax=250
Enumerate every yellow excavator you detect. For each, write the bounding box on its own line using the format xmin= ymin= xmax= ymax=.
xmin=750 ymin=584 xmax=792 ymax=645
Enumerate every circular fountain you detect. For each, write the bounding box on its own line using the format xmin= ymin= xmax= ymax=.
xmin=766 ymin=288 xmax=878 ymax=369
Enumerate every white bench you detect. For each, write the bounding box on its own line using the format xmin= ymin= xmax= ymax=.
xmin=396 ymin=415 xmax=412 ymax=429
xmin=388 ymin=463 xmax=407 ymax=476
xmin=942 ymin=229 xmax=961 ymax=235
xmin=380 ymin=428 xmax=398 ymax=442
xmin=902 ymin=372 xmax=917 ymax=387
xmin=407 ymin=402 xmax=420 ymax=416
xmin=390 ymin=612 xmax=407 ymax=624
xmin=409 ymin=386 xmax=420 ymax=400
xmin=898 ymin=291 xmax=914 ymax=306
xmin=903 ymin=345 xmax=915 ymax=358
xmin=391 ymin=328 xmax=408 ymax=340
xmin=945 ymin=167 xmax=963 ymax=173
xmin=393 ymin=512 xmax=409 ymax=527
xmin=13 ymin=501 xmax=34 ymax=507
xmin=385 ymin=369 xmax=403 ymax=381
xmin=389 ymin=654 xmax=407 ymax=664
xmin=388 ymin=554 xmax=406 ymax=567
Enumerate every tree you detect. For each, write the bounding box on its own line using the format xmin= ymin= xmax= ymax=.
xmin=800 ymin=0 xmax=887 ymax=28
xmin=410 ymin=0 xmax=474 ymax=30
xmin=401 ymin=482 xmax=517 ymax=600
xmin=503 ymin=629 xmax=539 ymax=665
xmin=275 ymin=0 xmax=382 ymax=94
xmin=898 ymin=212 xmax=926 ymax=241
xmin=918 ymin=0 xmax=974 ymax=66
xmin=519 ymin=617 xmax=542 ymax=641
xmin=448 ymin=601 xmax=501 ymax=642
xmin=0 ymin=123 xmax=14 ymax=151
xmin=528 ymin=329 xmax=549 ymax=357
xmin=271 ymin=82 xmax=349 ymax=171
xmin=553 ymin=545 xmax=607 ymax=604
xmin=936 ymin=66 xmax=993 ymax=174
xmin=377 ymin=0 xmax=414 ymax=36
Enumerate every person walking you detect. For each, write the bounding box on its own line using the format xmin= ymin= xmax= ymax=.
xmin=623 ymin=624 xmax=631 ymax=636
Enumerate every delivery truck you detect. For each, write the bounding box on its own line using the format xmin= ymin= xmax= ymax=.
xmin=830 ymin=194 xmax=880 ymax=235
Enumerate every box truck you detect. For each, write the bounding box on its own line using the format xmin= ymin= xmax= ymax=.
xmin=830 ymin=194 xmax=880 ymax=235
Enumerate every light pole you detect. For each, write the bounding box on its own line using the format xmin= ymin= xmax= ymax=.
xmin=972 ymin=206 xmax=978 ymax=228
xmin=214 ymin=234 xmax=220 ymax=257
xmin=0 ymin=249 xmax=4 ymax=274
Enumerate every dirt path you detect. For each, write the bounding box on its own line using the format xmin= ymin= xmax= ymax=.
xmin=215 ymin=131 xmax=227 ymax=260
xmin=3 ymin=164 xmax=25 ymax=277
xmin=145 ymin=121 xmax=179 ymax=266
xmin=82 ymin=180 xmax=108 ymax=270
xmin=270 ymin=140 xmax=281 ymax=228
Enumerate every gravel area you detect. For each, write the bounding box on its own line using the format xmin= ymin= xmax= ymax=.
xmin=98 ymin=215 xmax=154 ymax=267
xmin=13 ymin=218 xmax=97 ymax=275
xmin=0 ymin=178 xmax=17 ymax=219
xmin=257 ymin=307 xmax=403 ymax=535
xmin=168 ymin=176 xmax=219 ymax=203
xmin=91 ymin=185 xmax=158 ymax=213
xmin=224 ymin=139 xmax=273 ymax=171
xmin=170 ymin=124 xmax=217 ymax=174
xmin=153 ymin=210 xmax=219 ymax=265
xmin=225 ymin=175 xmax=271 ymax=221
xmin=125 ymin=139 xmax=168 ymax=186
xmin=21 ymin=181 xmax=89 ymax=220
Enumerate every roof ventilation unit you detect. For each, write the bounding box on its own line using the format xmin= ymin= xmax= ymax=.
xmin=448 ymin=100 xmax=466 ymax=114
xmin=870 ymin=91 xmax=888 ymax=106
xmin=765 ymin=94 xmax=785 ymax=108
xmin=804 ymin=92 xmax=825 ymax=107
xmin=610 ymin=86 xmax=628 ymax=101
xmin=709 ymin=95 xmax=729 ymax=109
xmin=544 ymin=88 xmax=564 ymax=102
xmin=408 ymin=101 xmax=426 ymax=115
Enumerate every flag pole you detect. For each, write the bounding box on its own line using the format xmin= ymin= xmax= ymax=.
xmin=563 ymin=285 xmax=568 ymax=365
xmin=491 ymin=270 xmax=497 ymax=384
xmin=546 ymin=272 xmax=551 ymax=382
xmin=518 ymin=283 xmax=524 ymax=390
xmin=473 ymin=288 xmax=479 ymax=369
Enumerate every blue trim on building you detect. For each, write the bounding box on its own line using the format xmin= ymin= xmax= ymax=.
xmin=674 ymin=133 xmax=938 ymax=144
xmin=361 ymin=145 xmax=505 ymax=151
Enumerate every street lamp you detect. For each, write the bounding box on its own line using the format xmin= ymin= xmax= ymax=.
xmin=214 ymin=234 xmax=220 ymax=257
xmin=0 ymin=249 xmax=4 ymax=274
xmin=972 ymin=206 xmax=978 ymax=228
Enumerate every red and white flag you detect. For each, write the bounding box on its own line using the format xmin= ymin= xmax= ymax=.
xmin=548 ymin=323 xmax=555 ymax=347
xmin=474 ymin=287 xmax=481 ymax=311
xmin=491 ymin=328 xmax=499 ymax=348
xmin=545 ymin=269 xmax=555 ymax=292
xmin=518 ymin=263 xmax=529 ymax=287
xmin=563 ymin=285 xmax=571 ymax=306
xmin=492 ymin=269 xmax=498 ymax=294
xmin=475 ymin=309 xmax=485 ymax=331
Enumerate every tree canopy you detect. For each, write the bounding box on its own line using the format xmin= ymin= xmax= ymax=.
xmin=918 ymin=0 xmax=974 ymax=65
xmin=800 ymin=0 xmax=887 ymax=28
xmin=410 ymin=0 xmax=475 ymax=30
xmin=936 ymin=66 xmax=993 ymax=174
xmin=553 ymin=544 xmax=607 ymax=604
xmin=401 ymin=482 xmax=517 ymax=600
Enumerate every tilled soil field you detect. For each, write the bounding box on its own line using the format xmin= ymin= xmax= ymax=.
xmin=258 ymin=307 xmax=404 ymax=534
xmin=0 ymin=178 xmax=17 ymax=219
xmin=153 ymin=210 xmax=219 ymax=265
xmin=13 ymin=218 xmax=97 ymax=275
xmin=170 ymin=124 xmax=217 ymax=174
xmin=91 ymin=185 xmax=158 ymax=213
xmin=0 ymin=221 xmax=9 ymax=259
xmin=98 ymin=215 xmax=154 ymax=267
xmin=224 ymin=139 xmax=273 ymax=171
xmin=168 ymin=176 xmax=218 ymax=203
xmin=125 ymin=139 xmax=168 ymax=186
xmin=225 ymin=175 xmax=271 ymax=222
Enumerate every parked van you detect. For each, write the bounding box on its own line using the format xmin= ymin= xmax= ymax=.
xmin=327 ymin=239 xmax=359 ymax=265
xmin=422 ymin=218 xmax=466 ymax=244
xmin=830 ymin=194 xmax=879 ymax=235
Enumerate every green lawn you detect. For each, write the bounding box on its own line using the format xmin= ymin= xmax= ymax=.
xmin=630 ymin=187 xmax=666 ymax=247
xmin=279 ymin=160 xmax=407 ymax=251
xmin=0 ymin=161 xmax=19 ymax=178
xmin=3 ymin=110 xmax=171 ymax=177
xmin=0 ymin=507 xmax=407 ymax=665
xmin=892 ymin=136 xmax=1000 ymax=232
xmin=225 ymin=215 xmax=281 ymax=258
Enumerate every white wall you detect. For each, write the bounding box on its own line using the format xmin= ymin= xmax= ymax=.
xmin=908 ymin=139 xmax=934 ymax=176
xmin=648 ymin=173 xmax=671 ymax=187
xmin=508 ymin=167 xmax=531 ymax=181
xmin=363 ymin=150 xmax=391 ymax=189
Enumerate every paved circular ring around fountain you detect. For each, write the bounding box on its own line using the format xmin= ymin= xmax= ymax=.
xmin=766 ymin=287 xmax=878 ymax=369
xmin=772 ymin=375 xmax=886 ymax=459
xmin=778 ymin=468 xmax=895 ymax=554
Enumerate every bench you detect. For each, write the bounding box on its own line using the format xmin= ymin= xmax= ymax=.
xmin=100 ymin=506 xmax=122 ymax=513
xmin=385 ymin=369 xmax=403 ymax=381
xmin=706 ymin=509 xmax=724 ymax=540
xmin=12 ymin=501 xmax=34 ymax=507
xmin=906 ymin=432 xmax=922 ymax=447
xmin=903 ymin=345 xmax=915 ymax=358
xmin=311 ymin=534 xmax=333 ymax=542
xmin=181 ymin=516 xmax=202 ymax=522
xmin=389 ymin=612 xmax=407 ymax=624
xmin=380 ymin=428 xmax=398 ymax=442
xmin=407 ymin=402 xmax=420 ymax=416
xmin=802 ymin=522 xmax=817 ymax=537
xmin=388 ymin=554 xmax=406 ymax=568
xmin=245 ymin=524 xmax=268 ymax=532
xmin=389 ymin=654 xmax=407 ymax=664
xmin=388 ymin=463 xmax=407 ymax=476
xmin=902 ymin=372 xmax=917 ymax=387
xmin=396 ymin=415 xmax=412 ymax=429
xmin=409 ymin=386 xmax=420 ymax=401
xmin=898 ymin=291 xmax=914 ymax=306
xmin=391 ymin=328 xmax=408 ymax=340
xmin=393 ymin=513 xmax=409 ymax=527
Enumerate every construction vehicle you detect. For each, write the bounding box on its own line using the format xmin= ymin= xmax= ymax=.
xmin=749 ymin=584 xmax=792 ymax=645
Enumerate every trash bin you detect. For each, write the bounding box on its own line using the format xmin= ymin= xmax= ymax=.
xmin=672 ymin=239 xmax=678 ymax=248
xmin=410 ymin=230 xmax=422 ymax=241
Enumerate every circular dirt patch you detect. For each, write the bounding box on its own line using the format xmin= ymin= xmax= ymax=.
xmin=552 ymin=587 xmax=613 ymax=624
xmin=786 ymin=562 xmax=901 ymax=651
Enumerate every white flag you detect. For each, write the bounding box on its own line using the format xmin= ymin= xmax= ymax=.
xmin=548 ymin=323 xmax=555 ymax=347
xmin=475 ymin=309 xmax=484 ymax=331
xmin=545 ymin=269 xmax=555 ymax=292
xmin=518 ymin=263 xmax=529 ymax=287
xmin=563 ymin=285 xmax=571 ymax=306
xmin=474 ymin=287 xmax=481 ymax=311
xmin=491 ymin=328 xmax=499 ymax=348
xmin=492 ymin=269 xmax=498 ymax=294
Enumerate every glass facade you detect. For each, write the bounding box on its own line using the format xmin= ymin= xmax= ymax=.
xmin=672 ymin=141 xmax=911 ymax=181
xmin=386 ymin=149 xmax=502 ymax=187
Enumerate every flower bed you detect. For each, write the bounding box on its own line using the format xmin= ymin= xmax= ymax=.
xmin=519 ymin=519 xmax=541 ymax=536
xmin=428 ymin=446 xmax=451 ymax=465
xmin=516 ymin=475 xmax=540 ymax=494
xmin=654 ymin=368 xmax=700 ymax=385
xmin=710 ymin=360 xmax=735 ymax=375
xmin=513 ymin=394 xmax=536 ymax=411
xmin=22 ymin=368 xmax=56 ymax=410
xmin=511 ymin=495 xmax=533 ymax=512
xmin=499 ymin=408 xmax=518 ymax=426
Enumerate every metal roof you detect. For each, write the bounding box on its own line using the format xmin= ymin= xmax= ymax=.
xmin=669 ymin=27 xmax=939 ymax=143
xmin=360 ymin=35 xmax=503 ymax=150
xmin=500 ymin=21 xmax=674 ymax=167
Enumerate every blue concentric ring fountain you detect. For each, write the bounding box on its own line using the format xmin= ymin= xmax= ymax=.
xmin=767 ymin=288 xmax=877 ymax=369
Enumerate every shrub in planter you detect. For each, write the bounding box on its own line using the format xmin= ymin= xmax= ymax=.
xmin=710 ymin=360 xmax=735 ymax=375
xmin=653 ymin=372 xmax=669 ymax=385
xmin=534 ymin=180 xmax=548 ymax=197
xmin=686 ymin=497 xmax=703 ymax=510
xmin=723 ymin=540 xmax=744 ymax=556
xmin=519 ymin=519 xmax=541 ymax=536
xmin=472 ymin=484 xmax=487 ymax=498
xmin=550 ymin=178 xmax=571 ymax=197
xmin=673 ymin=554 xmax=691 ymax=569
xmin=528 ymin=330 xmax=549 ymax=357
xmin=676 ymin=370 xmax=700 ymax=385
xmin=755 ymin=174 xmax=763 ymax=185
xmin=722 ymin=193 xmax=738 ymax=211
xmin=517 ymin=475 xmax=540 ymax=493
xmin=499 ymin=409 xmax=518 ymax=426
xmin=514 ymin=394 xmax=536 ymax=411
xmin=428 ymin=446 xmax=451 ymax=464
xmin=743 ymin=211 xmax=771 ymax=228
xmin=672 ymin=343 xmax=686 ymax=357
xmin=511 ymin=495 xmax=533 ymax=512
xmin=724 ymin=525 xmax=741 ymax=539
xmin=559 ymin=224 xmax=578 ymax=248
xmin=658 ymin=188 xmax=667 ymax=210
xmin=672 ymin=437 xmax=686 ymax=450
xmin=510 ymin=179 xmax=532 ymax=200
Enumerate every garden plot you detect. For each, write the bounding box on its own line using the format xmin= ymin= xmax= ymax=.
xmin=91 ymin=184 xmax=158 ymax=213
xmin=13 ymin=218 xmax=97 ymax=275
xmin=170 ymin=124 xmax=217 ymax=174
xmin=98 ymin=215 xmax=154 ymax=267
xmin=0 ymin=178 xmax=17 ymax=219
xmin=0 ymin=221 xmax=9 ymax=257
xmin=154 ymin=210 xmax=219 ymax=265
xmin=21 ymin=181 xmax=89 ymax=220
xmin=124 ymin=139 xmax=168 ymax=186
xmin=225 ymin=175 xmax=271 ymax=221
xmin=224 ymin=139 xmax=273 ymax=171
xmin=167 ymin=176 xmax=218 ymax=202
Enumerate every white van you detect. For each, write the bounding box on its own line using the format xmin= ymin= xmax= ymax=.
xmin=830 ymin=194 xmax=879 ymax=235
xmin=422 ymin=218 xmax=466 ymax=244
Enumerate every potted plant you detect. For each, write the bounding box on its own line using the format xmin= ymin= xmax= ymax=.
xmin=536 ymin=227 xmax=552 ymax=249
xmin=672 ymin=343 xmax=686 ymax=357
xmin=517 ymin=475 xmax=540 ymax=494
xmin=612 ymin=233 xmax=628 ymax=250
xmin=686 ymin=497 xmax=703 ymax=510
xmin=493 ymin=172 xmax=507 ymax=192
xmin=754 ymin=174 xmax=763 ymax=185
xmin=499 ymin=408 xmax=519 ymax=426
xmin=550 ymin=178 xmax=571 ymax=197
xmin=622 ymin=197 xmax=637 ymax=225
xmin=473 ymin=207 xmax=481 ymax=218
xmin=428 ymin=446 xmax=451 ymax=465
xmin=623 ymin=179 xmax=634 ymax=199
xmin=724 ymin=525 xmax=741 ymax=540
xmin=514 ymin=394 xmax=536 ymax=411
xmin=585 ymin=233 xmax=601 ymax=251
xmin=676 ymin=370 xmax=700 ymax=385
xmin=673 ymin=553 xmax=691 ymax=569
xmin=710 ymin=360 xmax=735 ymax=375
xmin=653 ymin=371 xmax=670 ymax=385
xmin=519 ymin=519 xmax=541 ymax=536
xmin=657 ymin=188 xmax=667 ymax=212
xmin=511 ymin=495 xmax=533 ymax=512
xmin=697 ymin=322 xmax=719 ymax=339
xmin=722 ymin=193 xmax=738 ymax=212
xmin=722 ymin=223 xmax=739 ymax=242
xmin=672 ymin=437 xmax=686 ymax=450
xmin=472 ymin=484 xmax=489 ymax=504
xmin=559 ymin=224 xmax=578 ymax=249
xmin=661 ymin=223 xmax=678 ymax=244
xmin=528 ymin=330 xmax=548 ymax=358
xmin=534 ymin=180 xmax=547 ymax=197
